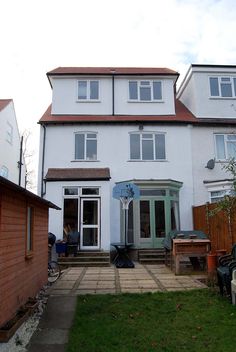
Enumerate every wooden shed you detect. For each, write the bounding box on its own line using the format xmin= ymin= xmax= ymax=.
xmin=0 ymin=176 xmax=59 ymax=328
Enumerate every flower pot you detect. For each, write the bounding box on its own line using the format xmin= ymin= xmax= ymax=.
xmin=207 ymin=253 xmax=217 ymax=273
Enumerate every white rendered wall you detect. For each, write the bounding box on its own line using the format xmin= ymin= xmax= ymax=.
xmin=39 ymin=123 xmax=196 ymax=243
xmin=191 ymin=125 xmax=236 ymax=206
xmin=0 ymin=101 xmax=26 ymax=186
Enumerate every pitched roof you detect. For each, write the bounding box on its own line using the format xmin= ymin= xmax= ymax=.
xmin=45 ymin=168 xmax=111 ymax=181
xmin=0 ymin=99 xmax=12 ymax=112
xmin=47 ymin=67 xmax=179 ymax=76
xmin=39 ymin=100 xmax=197 ymax=124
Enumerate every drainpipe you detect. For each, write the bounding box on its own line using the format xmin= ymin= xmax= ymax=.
xmin=41 ymin=124 xmax=46 ymax=197
xmin=111 ymin=74 xmax=115 ymax=115
xmin=18 ymin=136 xmax=23 ymax=186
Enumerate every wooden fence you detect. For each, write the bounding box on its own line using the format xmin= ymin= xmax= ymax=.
xmin=193 ymin=203 xmax=236 ymax=253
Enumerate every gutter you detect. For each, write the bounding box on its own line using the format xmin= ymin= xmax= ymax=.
xmin=41 ymin=124 xmax=46 ymax=197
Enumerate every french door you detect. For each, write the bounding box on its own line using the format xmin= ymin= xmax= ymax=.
xmin=139 ymin=199 xmax=166 ymax=248
xmin=80 ymin=198 xmax=100 ymax=250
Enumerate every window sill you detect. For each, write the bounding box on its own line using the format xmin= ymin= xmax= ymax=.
xmin=76 ymin=100 xmax=101 ymax=103
xmin=71 ymin=159 xmax=100 ymax=162
xmin=128 ymin=159 xmax=168 ymax=162
xmin=209 ymin=96 xmax=236 ymax=100
xmin=127 ymin=100 xmax=164 ymax=103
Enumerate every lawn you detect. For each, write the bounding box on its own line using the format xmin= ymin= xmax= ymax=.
xmin=67 ymin=289 xmax=236 ymax=352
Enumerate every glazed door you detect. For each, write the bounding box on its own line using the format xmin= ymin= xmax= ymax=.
xmin=80 ymin=198 xmax=100 ymax=250
xmin=139 ymin=199 xmax=166 ymax=248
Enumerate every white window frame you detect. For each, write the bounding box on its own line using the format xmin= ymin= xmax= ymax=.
xmin=214 ymin=133 xmax=236 ymax=160
xmin=129 ymin=132 xmax=166 ymax=161
xmin=204 ymin=180 xmax=233 ymax=203
xmin=74 ymin=132 xmax=98 ymax=161
xmin=77 ymin=80 xmax=99 ymax=101
xmin=209 ymin=76 xmax=236 ymax=98
xmin=6 ymin=122 xmax=13 ymax=144
xmin=128 ymin=80 xmax=163 ymax=102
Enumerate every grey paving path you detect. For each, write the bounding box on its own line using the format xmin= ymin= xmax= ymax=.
xmin=27 ymin=263 xmax=207 ymax=351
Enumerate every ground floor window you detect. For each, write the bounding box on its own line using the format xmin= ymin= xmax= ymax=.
xmin=124 ymin=180 xmax=182 ymax=248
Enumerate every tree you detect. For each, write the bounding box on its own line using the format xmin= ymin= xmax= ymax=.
xmin=21 ymin=129 xmax=36 ymax=191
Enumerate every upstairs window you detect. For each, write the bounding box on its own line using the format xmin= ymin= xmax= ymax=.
xmin=75 ymin=132 xmax=97 ymax=160
xmin=215 ymin=134 xmax=236 ymax=160
xmin=6 ymin=122 xmax=13 ymax=144
xmin=130 ymin=132 xmax=166 ymax=161
xmin=129 ymin=80 xmax=162 ymax=101
xmin=78 ymin=80 xmax=99 ymax=101
xmin=209 ymin=77 xmax=236 ymax=98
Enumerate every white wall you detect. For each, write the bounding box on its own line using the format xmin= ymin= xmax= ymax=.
xmin=0 ymin=101 xmax=26 ymax=186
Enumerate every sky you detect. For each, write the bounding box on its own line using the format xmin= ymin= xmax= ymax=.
xmin=1 ymin=0 xmax=236 ymax=187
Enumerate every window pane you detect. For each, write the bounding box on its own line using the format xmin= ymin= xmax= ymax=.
xmin=142 ymin=140 xmax=154 ymax=160
xmin=64 ymin=188 xmax=78 ymax=195
xmin=75 ymin=134 xmax=85 ymax=159
xmin=209 ymin=77 xmax=219 ymax=96
xmin=127 ymin=202 xmax=134 ymax=244
xmin=83 ymin=200 xmax=98 ymax=225
xmin=140 ymin=81 xmax=150 ymax=85
xmin=82 ymin=188 xmax=99 ymax=195
xmin=221 ymin=82 xmax=232 ymax=97
xmin=227 ymin=135 xmax=236 ymax=141
xmin=215 ymin=135 xmax=226 ymax=159
xmin=140 ymin=201 xmax=151 ymax=238
xmin=153 ymin=81 xmax=162 ymax=100
xmin=227 ymin=141 xmax=236 ymax=158
xmin=0 ymin=166 xmax=9 ymax=178
xmin=130 ymin=134 xmax=140 ymax=159
xmin=140 ymin=87 xmax=151 ymax=101
xmin=78 ymin=81 xmax=87 ymax=99
xmin=63 ymin=199 xmax=79 ymax=235
xmin=86 ymin=139 xmax=97 ymax=160
xmin=140 ymin=189 xmax=166 ymax=196
xmin=155 ymin=134 xmax=166 ymax=159
xmin=142 ymin=134 xmax=152 ymax=138
xmin=155 ymin=200 xmax=165 ymax=237
xmin=87 ymin=133 xmax=96 ymax=138
xmin=83 ymin=228 xmax=98 ymax=246
xmin=129 ymin=81 xmax=138 ymax=100
xmin=233 ymin=78 xmax=236 ymax=96
xmin=90 ymin=81 xmax=99 ymax=99
xmin=171 ymin=201 xmax=179 ymax=231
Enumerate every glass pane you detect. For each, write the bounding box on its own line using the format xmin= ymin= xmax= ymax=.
xmin=221 ymin=82 xmax=232 ymax=97
xmin=82 ymin=188 xmax=99 ymax=195
xmin=78 ymin=81 xmax=87 ymax=99
xmin=130 ymin=134 xmax=140 ymax=159
xmin=142 ymin=140 xmax=154 ymax=160
xmin=227 ymin=135 xmax=236 ymax=141
xmin=83 ymin=228 xmax=98 ymax=246
xmin=64 ymin=188 xmax=78 ymax=195
xmin=155 ymin=201 xmax=166 ymax=238
xmin=140 ymin=87 xmax=151 ymax=101
xmin=142 ymin=134 xmax=152 ymax=138
xmin=170 ymin=190 xmax=178 ymax=197
xmin=171 ymin=201 xmax=179 ymax=231
xmin=209 ymin=77 xmax=219 ymax=96
xmin=90 ymin=81 xmax=99 ymax=99
xmin=87 ymin=133 xmax=96 ymax=138
xmin=155 ymin=134 xmax=166 ymax=159
xmin=127 ymin=202 xmax=134 ymax=244
xmin=129 ymin=81 xmax=138 ymax=100
xmin=140 ymin=201 xmax=151 ymax=238
xmin=140 ymin=81 xmax=150 ymax=85
xmin=63 ymin=199 xmax=78 ymax=237
xmin=233 ymin=78 xmax=236 ymax=96
xmin=227 ymin=142 xmax=236 ymax=158
xmin=153 ymin=81 xmax=162 ymax=100
xmin=86 ymin=139 xmax=97 ymax=160
xmin=215 ymin=135 xmax=226 ymax=159
xmin=75 ymin=134 xmax=85 ymax=159
xmin=140 ymin=189 xmax=166 ymax=196
xmin=83 ymin=200 xmax=98 ymax=225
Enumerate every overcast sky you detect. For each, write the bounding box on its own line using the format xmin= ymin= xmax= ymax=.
xmin=1 ymin=0 xmax=236 ymax=183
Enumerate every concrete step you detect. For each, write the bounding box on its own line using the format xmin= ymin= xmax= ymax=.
xmin=138 ymin=249 xmax=166 ymax=264
xmin=58 ymin=261 xmax=111 ymax=267
xmin=59 ymin=256 xmax=110 ymax=262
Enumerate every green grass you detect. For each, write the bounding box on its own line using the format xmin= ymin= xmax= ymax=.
xmin=66 ymin=289 xmax=236 ymax=352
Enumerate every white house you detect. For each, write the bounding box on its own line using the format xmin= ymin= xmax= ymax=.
xmin=37 ymin=66 xmax=236 ymax=252
xmin=0 ymin=99 xmax=26 ymax=187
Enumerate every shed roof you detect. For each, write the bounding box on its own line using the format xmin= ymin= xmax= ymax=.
xmin=0 ymin=176 xmax=60 ymax=209
xmin=45 ymin=168 xmax=111 ymax=181
xmin=0 ymin=99 xmax=12 ymax=112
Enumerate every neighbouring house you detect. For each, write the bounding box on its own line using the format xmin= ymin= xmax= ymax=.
xmin=37 ymin=65 xmax=236 ymax=255
xmin=0 ymin=176 xmax=59 ymax=328
xmin=0 ymin=99 xmax=26 ymax=187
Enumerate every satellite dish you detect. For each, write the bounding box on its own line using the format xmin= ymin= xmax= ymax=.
xmin=205 ymin=159 xmax=215 ymax=170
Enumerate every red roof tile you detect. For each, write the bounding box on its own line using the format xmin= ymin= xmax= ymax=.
xmin=45 ymin=168 xmax=111 ymax=181
xmin=47 ymin=67 xmax=178 ymax=76
xmin=39 ymin=100 xmax=197 ymax=124
xmin=0 ymin=99 xmax=12 ymax=112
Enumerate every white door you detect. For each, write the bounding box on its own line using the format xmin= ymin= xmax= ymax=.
xmin=80 ymin=198 xmax=100 ymax=250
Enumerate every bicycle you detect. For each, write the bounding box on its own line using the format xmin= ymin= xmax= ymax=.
xmin=48 ymin=260 xmax=61 ymax=283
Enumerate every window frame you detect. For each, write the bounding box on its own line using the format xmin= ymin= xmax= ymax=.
xmin=25 ymin=205 xmax=34 ymax=258
xmin=214 ymin=133 xmax=236 ymax=160
xmin=74 ymin=132 xmax=98 ymax=161
xmin=209 ymin=76 xmax=236 ymax=98
xmin=129 ymin=132 xmax=166 ymax=161
xmin=128 ymin=80 xmax=163 ymax=102
xmin=77 ymin=80 xmax=100 ymax=101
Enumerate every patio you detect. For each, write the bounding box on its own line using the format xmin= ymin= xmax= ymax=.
xmin=48 ymin=263 xmax=207 ymax=295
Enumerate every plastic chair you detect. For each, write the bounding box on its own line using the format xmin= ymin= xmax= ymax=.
xmin=217 ymin=244 xmax=236 ymax=296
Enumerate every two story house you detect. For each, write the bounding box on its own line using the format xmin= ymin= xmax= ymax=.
xmin=0 ymin=99 xmax=26 ymax=187
xmin=38 ymin=65 xmax=236 ymax=253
